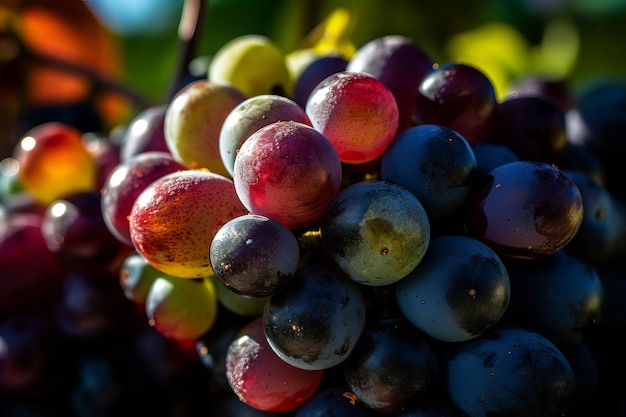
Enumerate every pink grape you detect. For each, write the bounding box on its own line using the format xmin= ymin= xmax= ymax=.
xmin=129 ymin=169 xmax=248 ymax=278
xmin=305 ymin=71 xmax=399 ymax=164
xmin=233 ymin=121 xmax=342 ymax=231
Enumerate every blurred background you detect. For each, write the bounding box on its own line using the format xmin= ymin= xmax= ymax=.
xmin=1 ymin=0 xmax=626 ymax=158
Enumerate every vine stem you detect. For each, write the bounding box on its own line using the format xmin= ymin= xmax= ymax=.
xmin=167 ymin=0 xmax=207 ymax=100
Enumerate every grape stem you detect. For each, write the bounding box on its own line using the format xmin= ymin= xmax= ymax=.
xmin=167 ymin=0 xmax=206 ymax=100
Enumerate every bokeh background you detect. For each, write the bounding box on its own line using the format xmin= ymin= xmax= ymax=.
xmin=2 ymin=0 xmax=626 ymax=158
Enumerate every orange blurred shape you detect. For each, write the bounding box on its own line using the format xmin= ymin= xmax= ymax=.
xmin=15 ymin=0 xmax=129 ymax=124
xmin=14 ymin=121 xmax=98 ymax=205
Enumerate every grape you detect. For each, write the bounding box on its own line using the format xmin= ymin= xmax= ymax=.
xmin=0 ymin=212 xmax=64 ymax=317
xmin=380 ymin=124 xmax=477 ymax=220
xmin=444 ymin=326 xmax=576 ymax=417
xmin=295 ymin=387 xmax=377 ymax=417
xmin=413 ymin=62 xmax=497 ymax=145
xmin=343 ymin=317 xmax=439 ymax=414
xmin=471 ymin=142 xmax=519 ymax=179
xmin=12 ymin=122 xmax=98 ymax=205
xmin=100 ymin=151 xmax=185 ymax=247
xmin=263 ymin=264 xmax=366 ymax=370
xmin=293 ymin=55 xmax=348 ymax=109
xmin=164 ymin=79 xmax=247 ymax=177
xmin=208 ymin=34 xmax=292 ymax=97
xmin=41 ymin=191 xmax=124 ymax=270
xmin=503 ymin=250 xmax=604 ymax=346
xmin=219 ymin=94 xmax=310 ymax=177
xmin=566 ymin=79 xmax=626 ymax=200
xmin=129 ymin=169 xmax=248 ymax=278
xmin=463 ymin=160 xmax=584 ymax=259
xmin=563 ymin=169 xmax=626 ymax=266
xmin=485 ymin=95 xmax=567 ymax=163
xmin=119 ymin=104 xmax=171 ymax=160
xmin=504 ymin=74 xmax=575 ymax=112
xmin=396 ymin=235 xmax=510 ymax=342
xmin=347 ymin=35 xmax=435 ymax=133
xmin=225 ymin=316 xmax=324 ymax=412
xmin=209 ymin=213 xmax=300 ymax=298
xmin=320 ymin=180 xmax=431 ymax=286
xmin=208 ymin=275 xmax=269 ymax=317
xmin=118 ymin=252 xmax=162 ymax=307
xmin=305 ymin=71 xmax=399 ymax=164
xmin=144 ymin=274 xmax=218 ymax=341
xmin=233 ymin=120 xmax=342 ymax=231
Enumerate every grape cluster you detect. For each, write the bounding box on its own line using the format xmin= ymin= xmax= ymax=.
xmin=1 ymin=29 xmax=625 ymax=417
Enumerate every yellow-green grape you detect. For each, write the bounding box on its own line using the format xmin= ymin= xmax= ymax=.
xmin=164 ymin=80 xmax=247 ymax=177
xmin=145 ymin=275 xmax=218 ymax=341
xmin=209 ymin=275 xmax=268 ymax=317
xmin=13 ymin=122 xmax=97 ymax=205
xmin=208 ymin=34 xmax=292 ymax=97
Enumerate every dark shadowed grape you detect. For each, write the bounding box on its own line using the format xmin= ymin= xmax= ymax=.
xmin=119 ymin=104 xmax=171 ymax=160
xmin=294 ymin=55 xmax=348 ymax=110
xmin=295 ymin=387 xmax=378 ymax=417
xmin=263 ymin=264 xmax=366 ymax=370
xmin=444 ymin=326 xmax=576 ymax=417
xmin=343 ymin=317 xmax=439 ymax=414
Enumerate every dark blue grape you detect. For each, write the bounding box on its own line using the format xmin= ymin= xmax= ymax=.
xmin=503 ymin=250 xmax=604 ymax=346
xmin=209 ymin=214 xmax=300 ymax=298
xmin=396 ymin=235 xmax=510 ymax=342
xmin=263 ymin=264 xmax=366 ymax=370
xmin=343 ymin=317 xmax=439 ymax=414
xmin=380 ymin=124 xmax=476 ymax=220
xmin=295 ymin=387 xmax=377 ymax=417
xmin=471 ymin=142 xmax=519 ymax=180
xmin=294 ymin=55 xmax=348 ymax=109
xmin=444 ymin=326 xmax=576 ymax=417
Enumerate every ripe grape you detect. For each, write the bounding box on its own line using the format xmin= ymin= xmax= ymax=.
xmin=396 ymin=235 xmax=510 ymax=342
xmin=145 ymin=275 xmax=218 ymax=341
xmin=164 ymin=79 xmax=247 ymax=177
xmin=504 ymin=250 xmax=604 ymax=346
xmin=305 ymin=71 xmax=399 ymax=164
xmin=504 ymin=74 xmax=575 ymax=112
xmin=233 ymin=120 xmax=342 ymax=231
xmin=119 ymin=252 xmax=162 ymax=307
xmin=414 ymin=62 xmax=497 ymax=145
xmin=209 ymin=213 xmax=300 ymax=298
xmin=343 ymin=317 xmax=439 ymax=414
xmin=225 ymin=316 xmax=324 ymax=412
xmin=119 ymin=104 xmax=171 ymax=160
xmin=444 ymin=326 xmax=576 ymax=417
xmin=295 ymin=387 xmax=376 ymax=417
xmin=13 ymin=122 xmax=98 ymax=205
xmin=347 ymin=35 xmax=435 ymax=133
xmin=464 ymin=160 xmax=584 ymax=259
xmin=219 ymin=94 xmax=310 ymax=177
xmin=293 ymin=55 xmax=348 ymax=109
xmin=263 ymin=264 xmax=366 ymax=370
xmin=100 ymin=151 xmax=186 ymax=247
xmin=320 ymin=180 xmax=431 ymax=286
xmin=485 ymin=95 xmax=568 ymax=163
xmin=129 ymin=169 xmax=248 ymax=278
xmin=380 ymin=124 xmax=477 ymax=220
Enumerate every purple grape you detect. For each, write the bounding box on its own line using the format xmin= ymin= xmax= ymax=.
xmin=119 ymin=104 xmax=171 ymax=160
xmin=414 ymin=62 xmax=497 ymax=145
xmin=347 ymin=35 xmax=435 ymax=133
xmin=294 ymin=55 xmax=348 ymax=109
xmin=464 ymin=160 xmax=584 ymax=259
